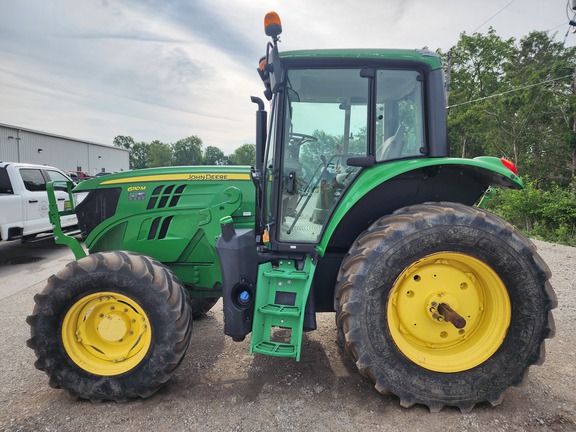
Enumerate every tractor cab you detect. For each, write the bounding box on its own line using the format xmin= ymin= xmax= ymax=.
xmin=267 ymin=65 xmax=426 ymax=245
xmin=253 ymin=13 xmax=446 ymax=252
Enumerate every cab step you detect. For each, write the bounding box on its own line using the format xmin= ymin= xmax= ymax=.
xmin=250 ymin=257 xmax=316 ymax=361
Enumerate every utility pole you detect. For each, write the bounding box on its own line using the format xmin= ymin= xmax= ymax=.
xmin=572 ymin=66 xmax=576 ymax=190
xmin=445 ymin=50 xmax=452 ymax=107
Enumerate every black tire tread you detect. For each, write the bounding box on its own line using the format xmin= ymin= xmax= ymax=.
xmin=335 ymin=202 xmax=556 ymax=412
xmin=27 ymin=250 xmax=192 ymax=402
xmin=189 ymin=297 xmax=220 ymax=319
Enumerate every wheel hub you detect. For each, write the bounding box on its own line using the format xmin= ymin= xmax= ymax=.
xmin=394 ymin=263 xmax=479 ymax=346
xmin=387 ymin=252 xmax=511 ymax=372
xmin=62 ymin=292 xmax=152 ymax=375
xmin=427 ymin=295 xmax=467 ymax=329
xmin=96 ymin=313 xmax=128 ymax=342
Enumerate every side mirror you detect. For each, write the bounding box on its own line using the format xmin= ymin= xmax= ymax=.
xmin=346 ymin=156 xmax=375 ymax=167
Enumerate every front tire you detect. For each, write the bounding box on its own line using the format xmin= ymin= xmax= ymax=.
xmin=27 ymin=251 xmax=192 ymax=401
xmin=335 ymin=202 xmax=556 ymax=412
xmin=189 ymin=297 xmax=219 ymax=319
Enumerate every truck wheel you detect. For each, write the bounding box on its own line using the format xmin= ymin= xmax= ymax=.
xmin=26 ymin=251 xmax=192 ymax=402
xmin=335 ymin=202 xmax=556 ymax=412
xmin=190 ymin=297 xmax=219 ymax=319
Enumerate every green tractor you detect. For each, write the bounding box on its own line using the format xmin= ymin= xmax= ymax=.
xmin=27 ymin=12 xmax=556 ymax=412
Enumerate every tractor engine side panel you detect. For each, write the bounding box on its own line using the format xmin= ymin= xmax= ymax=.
xmin=73 ymin=170 xmax=255 ymax=292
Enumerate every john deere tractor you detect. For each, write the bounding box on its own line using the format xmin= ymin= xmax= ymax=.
xmin=27 ymin=12 xmax=556 ymax=412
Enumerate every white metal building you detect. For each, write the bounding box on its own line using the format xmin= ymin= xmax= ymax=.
xmin=0 ymin=123 xmax=129 ymax=176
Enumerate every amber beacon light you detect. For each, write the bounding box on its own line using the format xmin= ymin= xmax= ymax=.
xmin=264 ymin=11 xmax=282 ymax=41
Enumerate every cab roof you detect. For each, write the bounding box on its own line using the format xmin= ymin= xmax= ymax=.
xmin=279 ymin=49 xmax=443 ymax=70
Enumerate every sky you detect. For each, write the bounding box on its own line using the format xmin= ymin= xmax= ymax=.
xmin=0 ymin=0 xmax=575 ymax=155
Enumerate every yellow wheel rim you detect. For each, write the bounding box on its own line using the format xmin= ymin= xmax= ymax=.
xmin=62 ymin=292 xmax=152 ymax=376
xmin=387 ymin=252 xmax=511 ymax=372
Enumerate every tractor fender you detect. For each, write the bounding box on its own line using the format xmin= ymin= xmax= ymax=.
xmin=317 ymin=156 xmax=522 ymax=256
xmin=310 ymin=156 xmax=523 ymax=313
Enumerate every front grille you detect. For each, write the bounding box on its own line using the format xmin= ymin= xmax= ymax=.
xmin=75 ymin=188 xmax=122 ymax=238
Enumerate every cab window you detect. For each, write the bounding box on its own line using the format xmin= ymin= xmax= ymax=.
xmin=375 ymin=70 xmax=425 ymax=161
xmin=20 ymin=169 xmax=46 ymax=192
xmin=46 ymin=169 xmax=70 ymax=183
xmin=46 ymin=169 xmax=71 ymax=191
xmin=0 ymin=168 xmax=13 ymax=194
xmin=278 ymin=68 xmax=368 ymax=243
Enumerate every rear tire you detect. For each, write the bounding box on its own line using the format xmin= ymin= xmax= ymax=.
xmin=27 ymin=251 xmax=192 ymax=401
xmin=335 ymin=202 xmax=556 ymax=412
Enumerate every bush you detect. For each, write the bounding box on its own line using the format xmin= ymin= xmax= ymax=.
xmin=487 ymin=179 xmax=576 ymax=247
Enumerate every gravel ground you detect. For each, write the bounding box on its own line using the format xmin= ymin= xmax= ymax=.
xmin=0 ymin=238 xmax=574 ymax=431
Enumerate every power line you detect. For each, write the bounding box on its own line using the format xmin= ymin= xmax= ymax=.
xmin=545 ymin=22 xmax=571 ymax=32
xmin=447 ymin=74 xmax=573 ymax=109
xmin=472 ymin=0 xmax=519 ymax=33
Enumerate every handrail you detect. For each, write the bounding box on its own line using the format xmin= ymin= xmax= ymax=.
xmin=47 ymin=181 xmax=87 ymax=259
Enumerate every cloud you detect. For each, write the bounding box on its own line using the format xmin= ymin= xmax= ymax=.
xmin=0 ymin=0 xmax=573 ymax=155
xmin=121 ymin=0 xmax=263 ymax=60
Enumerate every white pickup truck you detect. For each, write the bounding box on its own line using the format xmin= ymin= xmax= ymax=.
xmin=0 ymin=162 xmax=81 ymax=241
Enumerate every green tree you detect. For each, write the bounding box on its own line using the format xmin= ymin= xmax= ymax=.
xmin=113 ymin=135 xmax=135 ymax=150
xmin=445 ymin=30 xmax=576 ymax=244
xmin=446 ymin=30 xmax=576 ymax=187
xmin=228 ymin=144 xmax=256 ymax=165
xmin=147 ymin=140 xmax=173 ymax=167
xmin=173 ymin=136 xmax=203 ymax=166
xmin=448 ymin=29 xmax=515 ymax=101
xmin=299 ymin=130 xmax=340 ymax=171
xmin=501 ymin=32 xmax=576 ymax=188
xmin=444 ymin=29 xmax=515 ymax=160
xmin=203 ymin=146 xmax=225 ymax=165
xmin=130 ymin=142 xmax=149 ymax=169
xmin=113 ymin=135 xmax=148 ymax=169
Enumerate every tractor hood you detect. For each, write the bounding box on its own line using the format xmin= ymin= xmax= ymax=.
xmin=71 ymin=165 xmax=255 ymax=255
xmin=74 ymin=166 xmax=252 ymax=193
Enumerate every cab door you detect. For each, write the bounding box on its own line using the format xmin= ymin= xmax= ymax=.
xmin=274 ymin=67 xmax=369 ymax=246
xmin=20 ymin=168 xmax=77 ymax=236
xmin=0 ymin=167 xmax=23 ymax=239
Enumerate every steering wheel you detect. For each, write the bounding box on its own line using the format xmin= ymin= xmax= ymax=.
xmin=288 ymin=132 xmax=318 ymax=146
